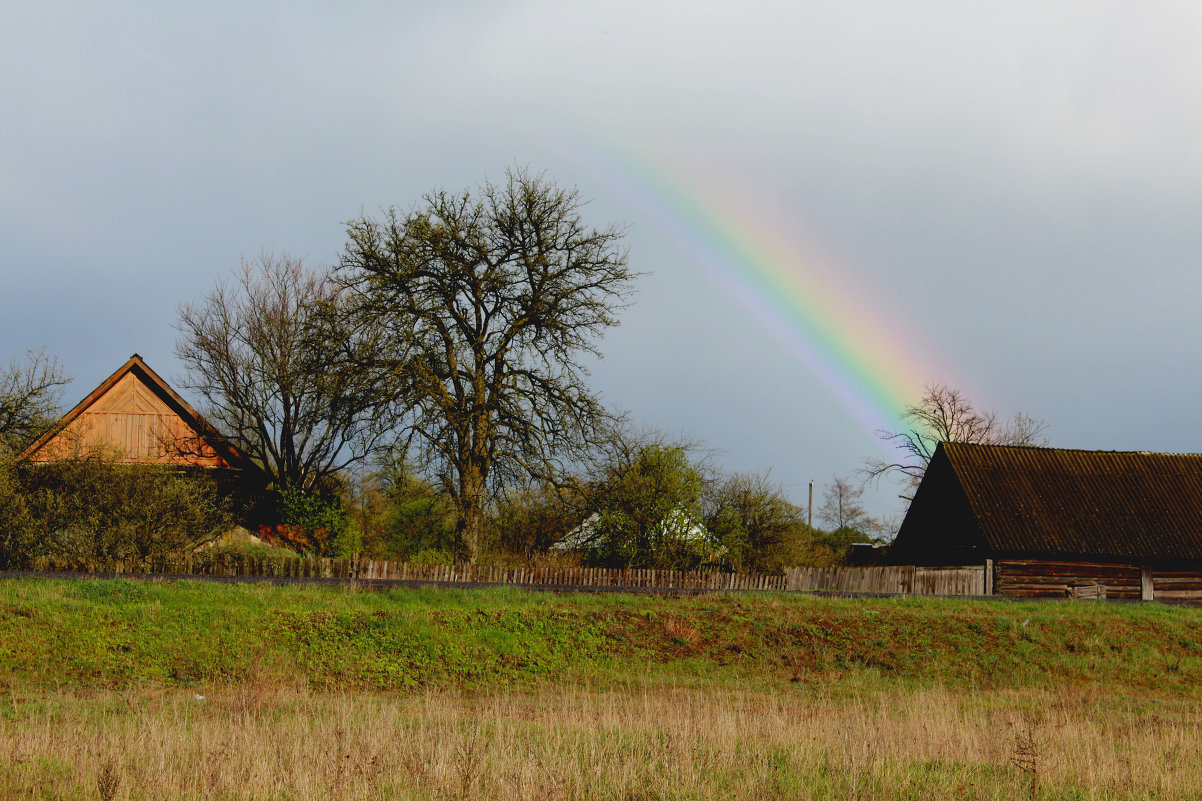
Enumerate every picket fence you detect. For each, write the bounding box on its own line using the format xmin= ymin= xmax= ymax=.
xmin=33 ymin=554 xmax=988 ymax=596
xmin=36 ymin=554 xmax=790 ymax=590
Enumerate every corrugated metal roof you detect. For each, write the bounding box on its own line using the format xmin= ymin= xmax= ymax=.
xmin=942 ymin=443 xmax=1202 ymax=560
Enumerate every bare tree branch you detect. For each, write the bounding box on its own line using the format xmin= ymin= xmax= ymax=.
xmin=864 ymin=382 xmax=1049 ymax=488
xmin=817 ymin=475 xmax=871 ymax=532
xmin=175 ymin=254 xmax=401 ymax=492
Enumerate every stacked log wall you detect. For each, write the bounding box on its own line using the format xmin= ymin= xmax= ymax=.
xmin=1151 ymin=569 xmax=1202 ymax=602
xmin=994 ymin=559 xmax=1141 ymax=599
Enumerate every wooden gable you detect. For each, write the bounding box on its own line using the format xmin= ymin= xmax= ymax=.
xmin=20 ymin=354 xmax=242 ymax=467
xmin=890 ymin=445 xmax=988 ymax=565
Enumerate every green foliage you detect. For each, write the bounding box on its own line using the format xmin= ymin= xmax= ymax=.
xmin=13 ymin=452 xmax=230 ymax=568
xmin=272 ymin=484 xmax=359 ymax=557
xmin=704 ymin=472 xmax=809 ymax=572
xmin=813 ymin=525 xmax=879 ymax=561
xmin=0 ymin=452 xmax=36 ymax=568
xmin=488 ymin=483 xmax=582 ymax=557
xmin=366 ymin=473 xmax=458 ymax=560
xmin=204 ymin=539 xmax=300 ymax=562
xmin=409 ymin=547 xmax=454 ymax=565
xmin=587 ymin=443 xmax=716 ymax=568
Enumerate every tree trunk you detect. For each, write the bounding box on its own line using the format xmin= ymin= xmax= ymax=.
xmin=460 ymin=503 xmax=482 ymax=565
xmin=458 ymin=467 xmax=486 ymax=565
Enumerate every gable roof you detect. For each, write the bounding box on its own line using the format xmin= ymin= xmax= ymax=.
xmin=19 ymin=354 xmax=250 ymax=468
xmin=893 ymin=442 xmax=1202 ymax=563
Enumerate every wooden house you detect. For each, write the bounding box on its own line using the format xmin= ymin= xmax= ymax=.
xmin=891 ymin=442 xmax=1202 ymax=601
xmin=20 ymin=354 xmax=253 ymax=471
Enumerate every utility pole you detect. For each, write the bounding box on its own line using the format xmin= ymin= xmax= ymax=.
xmin=808 ymin=480 xmax=813 ymax=529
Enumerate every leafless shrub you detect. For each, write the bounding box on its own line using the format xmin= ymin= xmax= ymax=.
xmin=96 ymin=757 xmax=120 ymax=801
xmin=454 ymin=721 xmax=487 ymax=800
xmin=1011 ymin=717 xmax=1040 ymax=800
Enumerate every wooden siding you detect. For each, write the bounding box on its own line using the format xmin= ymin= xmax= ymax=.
xmin=27 ymin=370 xmax=227 ymax=466
xmin=785 ymin=565 xmax=985 ymax=595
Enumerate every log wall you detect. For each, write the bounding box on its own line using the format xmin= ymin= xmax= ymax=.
xmin=995 ymin=559 xmax=1143 ymax=600
xmin=1151 ymin=569 xmax=1202 ymax=602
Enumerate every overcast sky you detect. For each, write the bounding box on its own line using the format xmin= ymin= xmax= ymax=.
xmin=3 ymin=1 xmax=1200 ymax=525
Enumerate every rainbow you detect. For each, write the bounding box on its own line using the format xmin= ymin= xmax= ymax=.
xmin=560 ymin=139 xmax=949 ymax=438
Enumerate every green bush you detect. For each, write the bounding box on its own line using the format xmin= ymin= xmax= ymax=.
xmin=704 ymin=472 xmax=809 ymax=572
xmin=270 ymin=484 xmax=359 ymax=557
xmin=358 ymin=473 xmax=457 ymax=561
xmin=408 ymin=548 xmax=454 ymax=565
xmin=0 ymin=453 xmax=37 ymax=568
xmin=587 ymin=443 xmax=717 ymax=569
xmin=12 ymin=451 xmax=230 ymax=568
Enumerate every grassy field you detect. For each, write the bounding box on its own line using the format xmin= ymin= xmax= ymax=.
xmin=2 ymin=578 xmax=1201 ymax=799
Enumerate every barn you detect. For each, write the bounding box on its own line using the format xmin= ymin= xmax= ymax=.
xmin=890 ymin=442 xmax=1202 ymax=601
xmin=19 ymin=354 xmax=265 ymax=513
xmin=21 ymin=354 xmax=247 ymax=467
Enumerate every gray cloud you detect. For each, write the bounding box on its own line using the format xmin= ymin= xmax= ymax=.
xmin=2 ymin=0 xmax=1199 ymax=521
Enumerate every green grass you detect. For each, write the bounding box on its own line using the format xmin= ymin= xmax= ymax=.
xmin=4 ymin=579 xmax=1202 ymax=799
xmin=2 ymin=577 xmax=1201 ymax=696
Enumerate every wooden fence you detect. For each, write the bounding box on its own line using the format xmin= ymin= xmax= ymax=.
xmin=33 ymin=555 xmax=989 ymax=596
xmin=784 ymin=565 xmax=986 ymax=596
xmin=35 ymin=554 xmax=789 ymax=591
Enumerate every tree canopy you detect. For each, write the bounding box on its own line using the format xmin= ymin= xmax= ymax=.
xmin=337 ymin=169 xmax=634 ymax=562
xmin=585 ymin=440 xmax=711 ymax=569
xmin=704 ymin=471 xmax=807 ymax=572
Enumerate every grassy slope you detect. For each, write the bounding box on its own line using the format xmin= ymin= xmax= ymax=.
xmin=2 ymin=577 xmax=1201 ymax=696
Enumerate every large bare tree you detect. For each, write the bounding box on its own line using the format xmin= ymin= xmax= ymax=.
xmin=867 ymin=382 xmax=1048 ymax=488
xmin=337 ymin=169 xmax=634 ymax=562
xmin=176 ymin=254 xmax=399 ymax=492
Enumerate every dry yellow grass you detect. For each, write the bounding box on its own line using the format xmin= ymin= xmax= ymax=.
xmin=2 ymin=682 xmax=1199 ymax=800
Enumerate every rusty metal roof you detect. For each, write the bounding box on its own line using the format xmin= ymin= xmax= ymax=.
xmin=940 ymin=442 xmax=1202 ymax=560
